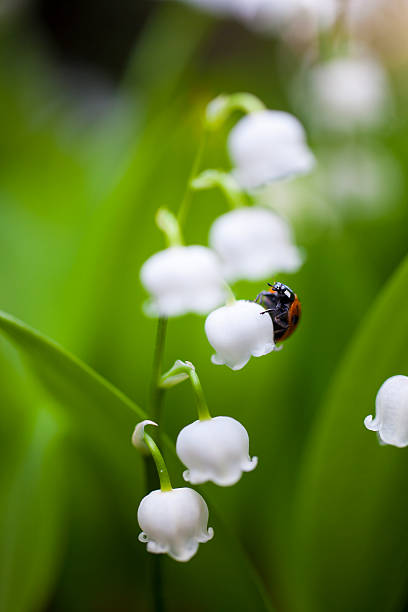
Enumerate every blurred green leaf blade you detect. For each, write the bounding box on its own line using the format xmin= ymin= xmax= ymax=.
xmin=289 ymin=253 xmax=408 ymax=612
xmin=0 ymin=408 xmax=67 ymax=612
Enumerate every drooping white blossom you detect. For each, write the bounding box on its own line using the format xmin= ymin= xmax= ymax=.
xmin=138 ymin=487 xmax=214 ymax=562
xmin=176 ymin=415 xmax=258 ymax=486
xmin=209 ymin=206 xmax=302 ymax=282
xmin=364 ymin=375 xmax=408 ymax=447
xmin=140 ymin=246 xmax=226 ymax=317
xmin=323 ymin=145 xmax=402 ymax=217
xmin=205 ymin=300 xmax=275 ymax=370
xmin=308 ymin=56 xmax=390 ymax=130
xmin=228 ymin=110 xmax=315 ymax=190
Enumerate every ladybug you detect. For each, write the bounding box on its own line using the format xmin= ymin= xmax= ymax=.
xmin=255 ymin=281 xmax=301 ymax=343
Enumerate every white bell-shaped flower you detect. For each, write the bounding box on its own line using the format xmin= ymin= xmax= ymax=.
xmin=309 ymin=56 xmax=389 ymax=130
xmin=176 ymin=416 xmax=258 ymax=486
xmin=140 ymin=246 xmax=226 ymax=317
xmin=205 ymin=300 xmax=275 ymax=370
xmin=209 ymin=207 xmax=302 ymax=282
xmin=364 ymin=375 xmax=408 ymax=447
xmin=138 ymin=487 xmax=214 ymax=562
xmin=228 ymin=110 xmax=315 ymax=190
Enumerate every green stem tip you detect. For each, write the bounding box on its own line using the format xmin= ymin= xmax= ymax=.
xmin=205 ymin=92 xmax=266 ymax=130
xmin=155 ymin=208 xmax=183 ymax=247
xmin=159 ymin=360 xmax=212 ymax=421
xmin=132 ymin=421 xmax=172 ymax=492
xmin=192 ymin=169 xmax=247 ymax=209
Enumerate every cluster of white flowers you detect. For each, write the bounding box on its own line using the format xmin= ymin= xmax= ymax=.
xmin=133 ymin=363 xmax=258 ymax=561
xmin=136 ymin=93 xmax=314 ymax=564
xmin=140 ymin=93 xmax=313 ymax=370
xmin=134 ymin=85 xmax=408 ymax=571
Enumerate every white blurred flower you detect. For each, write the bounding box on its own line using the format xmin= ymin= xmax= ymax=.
xmin=140 ymin=246 xmax=226 ymax=317
xmin=309 ymin=56 xmax=390 ymax=130
xmin=181 ymin=0 xmax=338 ymax=31
xmin=205 ymin=300 xmax=275 ymax=370
xmin=176 ymin=416 xmax=258 ymax=486
xmin=209 ymin=206 xmax=302 ymax=282
xmin=228 ymin=110 xmax=315 ymax=191
xmin=242 ymin=0 xmax=339 ymax=31
xmin=138 ymin=487 xmax=214 ymax=562
xmin=324 ymin=145 xmax=402 ymax=217
xmin=345 ymin=0 xmax=387 ymax=28
xmin=364 ymin=375 xmax=408 ymax=447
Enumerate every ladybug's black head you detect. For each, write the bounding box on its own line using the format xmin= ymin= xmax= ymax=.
xmin=268 ymin=281 xmax=295 ymax=303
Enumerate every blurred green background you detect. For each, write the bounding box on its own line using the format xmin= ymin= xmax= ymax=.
xmin=1 ymin=1 xmax=408 ymax=611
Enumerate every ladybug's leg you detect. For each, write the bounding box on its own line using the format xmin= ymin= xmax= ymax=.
xmin=273 ymin=312 xmax=289 ymax=327
xmin=261 ymin=309 xmax=284 ymax=326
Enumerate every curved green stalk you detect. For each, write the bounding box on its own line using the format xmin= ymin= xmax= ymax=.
xmin=160 ymin=361 xmax=211 ymax=421
xmin=177 ymin=127 xmax=208 ymax=229
xmin=192 ymin=169 xmax=248 ymax=209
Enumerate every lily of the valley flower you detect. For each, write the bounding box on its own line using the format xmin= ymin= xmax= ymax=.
xmin=138 ymin=488 xmax=214 ymax=562
xmin=140 ymin=246 xmax=226 ymax=317
xmin=209 ymin=207 xmax=303 ymax=282
xmin=364 ymin=375 xmax=408 ymax=447
xmin=309 ymin=56 xmax=389 ymax=130
xmin=176 ymin=416 xmax=258 ymax=486
xmin=132 ymin=420 xmax=214 ymax=562
xmin=228 ymin=110 xmax=315 ymax=190
xmin=205 ymin=300 xmax=276 ymax=370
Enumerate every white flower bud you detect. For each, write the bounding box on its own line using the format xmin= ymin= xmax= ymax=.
xmin=140 ymin=246 xmax=226 ymax=317
xmin=209 ymin=207 xmax=302 ymax=282
xmin=309 ymin=56 xmax=389 ymax=130
xmin=228 ymin=110 xmax=315 ymax=190
xmin=205 ymin=300 xmax=275 ymax=370
xmin=138 ymin=487 xmax=214 ymax=562
xmin=131 ymin=420 xmax=158 ymax=453
xmin=176 ymin=416 xmax=258 ymax=486
xmin=364 ymin=376 xmax=408 ymax=447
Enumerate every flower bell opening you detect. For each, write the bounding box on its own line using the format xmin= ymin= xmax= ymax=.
xmin=205 ymin=300 xmax=276 ymax=370
xmin=364 ymin=375 xmax=408 ymax=447
xmin=137 ymin=487 xmax=214 ymax=562
xmin=176 ymin=415 xmax=258 ymax=486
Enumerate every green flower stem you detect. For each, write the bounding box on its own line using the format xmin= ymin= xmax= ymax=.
xmin=148 ymin=318 xmax=169 ymax=612
xmin=150 ymin=317 xmax=168 ymax=423
xmin=189 ymin=367 xmax=211 ymax=421
xmin=178 ymin=126 xmax=209 ymax=229
xmin=192 ymin=169 xmax=248 ymax=209
xmin=143 ymin=430 xmax=173 ymax=492
xmin=160 ymin=361 xmax=211 ymax=421
xmin=205 ymin=92 xmax=266 ymax=129
xmin=155 ymin=208 xmax=183 ymax=247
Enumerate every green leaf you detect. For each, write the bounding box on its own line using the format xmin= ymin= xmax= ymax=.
xmin=0 ymin=310 xmax=146 ymax=526
xmin=0 ymin=408 xmax=67 ymax=612
xmin=289 ymin=254 xmax=408 ymax=612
